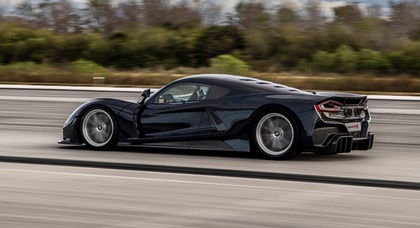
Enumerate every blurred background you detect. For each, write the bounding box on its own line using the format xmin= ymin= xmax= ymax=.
xmin=0 ymin=0 xmax=419 ymax=93
xmin=1 ymin=1 xmax=420 ymax=227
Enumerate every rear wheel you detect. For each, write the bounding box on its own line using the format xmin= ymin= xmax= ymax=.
xmin=253 ymin=110 xmax=300 ymax=159
xmin=81 ymin=108 xmax=118 ymax=150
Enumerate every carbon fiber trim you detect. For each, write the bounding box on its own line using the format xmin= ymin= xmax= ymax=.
xmin=350 ymin=131 xmax=361 ymax=138
xmin=313 ymin=127 xmax=341 ymax=145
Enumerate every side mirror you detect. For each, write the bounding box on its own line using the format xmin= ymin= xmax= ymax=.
xmin=142 ymin=89 xmax=150 ymax=98
xmin=139 ymin=88 xmax=150 ymax=104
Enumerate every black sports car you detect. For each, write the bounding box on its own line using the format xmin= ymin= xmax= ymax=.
xmin=59 ymin=74 xmax=374 ymax=159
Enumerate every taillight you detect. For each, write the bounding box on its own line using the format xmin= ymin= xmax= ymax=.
xmin=315 ymin=100 xmax=343 ymax=112
xmin=315 ymin=99 xmax=369 ymax=120
xmin=360 ymin=99 xmax=368 ymax=109
xmin=315 ymin=100 xmax=346 ymax=119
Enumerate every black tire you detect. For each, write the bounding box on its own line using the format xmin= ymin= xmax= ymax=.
xmin=80 ymin=107 xmax=118 ymax=150
xmin=252 ymin=110 xmax=300 ymax=159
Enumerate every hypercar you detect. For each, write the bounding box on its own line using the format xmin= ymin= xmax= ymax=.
xmin=59 ymin=74 xmax=374 ymax=159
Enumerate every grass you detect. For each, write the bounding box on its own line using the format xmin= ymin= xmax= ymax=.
xmin=1 ymin=63 xmax=420 ymax=94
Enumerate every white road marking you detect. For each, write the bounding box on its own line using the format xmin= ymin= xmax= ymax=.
xmin=0 ymin=84 xmax=159 ymax=96
xmin=0 ymin=96 xmax=89 ymax=103
xmin=370 ymin=108 xmax=420 ymax=115
xmin=0 ymin=96 xmax=137 ymax=103
xmin=368 ymin=95 xmax=420 ymax=101
xmin=0 ymin=167 xmax=418 ymax=201
xmin=0 ymin=84 xmax=149 ymax=92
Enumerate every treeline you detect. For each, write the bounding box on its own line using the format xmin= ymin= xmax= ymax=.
xmin=1 ymin=0 xmax=420 ymax=74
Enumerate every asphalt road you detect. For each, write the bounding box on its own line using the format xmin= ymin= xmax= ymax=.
xmin=1 ymin=88 xmax=420 ymax=227
xmin=2 ymin=163 xmax=420 ymax=228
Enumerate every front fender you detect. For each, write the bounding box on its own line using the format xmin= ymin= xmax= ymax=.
xmin=61 ymin=98 xmax=134 ymax=144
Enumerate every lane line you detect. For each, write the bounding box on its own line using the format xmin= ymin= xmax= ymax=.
xmin=0 ymin=84 xmax=152 ymax=92
xmin=0 ymin=167 xmax=419 ymax=201
xmin=0 ymin=84 xmax=158 ymax=94
xmin=370 ymin=108 xmax=420 ymax=115
xmin=0 ymin=96 xmax=137 ymax=103
xmin=0 ymin=96 xmax=89 ymax=103
xmin=1 ymin=156 xmax=420 ymax=191
xmin=368 ymin=95 xmax=420 ymax=101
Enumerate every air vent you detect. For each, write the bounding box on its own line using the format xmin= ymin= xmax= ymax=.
xmin=274 ymin=85 xmax=286 ymax=88
xmin=257 ymin=82 xmax=270 ymax=84
xmin=239 ymin=79 xmax=256 ymax=81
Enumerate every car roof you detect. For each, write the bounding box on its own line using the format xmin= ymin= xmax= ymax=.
xmin=179 ymin=74 xmax=311 ymax=95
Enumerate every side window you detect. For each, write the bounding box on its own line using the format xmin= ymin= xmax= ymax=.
xmin=206 ymin=85 xmax=231 ymax=99
xmin=156 ymin=84 xmax=211 ymax=104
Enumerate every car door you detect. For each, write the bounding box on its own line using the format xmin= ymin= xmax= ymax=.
xmin=138 ymin=83 xmax=211 ymax=140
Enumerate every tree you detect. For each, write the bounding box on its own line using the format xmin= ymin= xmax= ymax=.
xmin=48 ymin=34 xmax=92 ymax=62
xmin=142 ymin=0 xmax=169 ymax=27
xmin=333 ymin=4 xmax=363 ymax=25
xmin=48 ymin=0 xmax=82 ymax=33
xmin=0 ymin=24 xmax=52 ymax=64
xmin=210 ymin=55 xmax=251 ymax=76
xmin=366 ymin=4 xmax=383 ymax=18
xmin=387 ymin=42 xmax=420 ymax=72
xmin=117 ymin=0 xmax=143 ymax=30
xmin=312 ymin=51 xmax=336 ymax=72
xmin=195 ymin=0 xmax=223 ymax=26
xmin=358 ymin=48 xmax=390 ymax=70
xmin=164 ymin=1 xmax=201 ymax=29
xmin=194 ymin=25 xmax=245 ymax=66
xmin=303 ymin=0 xmax=326 ymax=28
xmin=234 ymin=1 xmax=270 ymax=29
xmin=334 ymin=45 xmax=358 ymax=72
xmin=86 ymin=0 xmax=117 ymax=34
xmin=389 ymin=0 xmax=420 ymax=37
xmin=276 ymin=5 xmax=300 ymax=26
xmin=14 ymin=0 xmax=36 ymax=28
xmin=0 ymin=7 xmax=4 ymax=25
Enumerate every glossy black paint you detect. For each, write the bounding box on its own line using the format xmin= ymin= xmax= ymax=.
xmin=141 ymin=101 xmax=205 ymax=138
xmin=60 ymin=74 xmax=373 ymax=154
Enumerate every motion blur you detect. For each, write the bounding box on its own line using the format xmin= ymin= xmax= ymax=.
xmin=1 ymin=0 xmax=420 ymax=227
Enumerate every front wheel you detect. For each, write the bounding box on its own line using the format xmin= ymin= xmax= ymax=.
xmin=80 ymin=108 xmax=118 ymax=150
xmin=253 ymin=110 xmax=300 ymax=159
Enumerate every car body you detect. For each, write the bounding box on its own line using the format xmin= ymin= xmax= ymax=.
xmin=59 ymin=74 xmax=374 ymax=159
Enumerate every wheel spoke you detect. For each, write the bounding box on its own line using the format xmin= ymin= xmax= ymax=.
xmin=90 ymin=126 xmax=96 ymax=133
xmin=92 ymin=114 xmax=99 ymax=123
xmin=271 ymin=139 xmax=280 ymax=150
xmin=279 ymin=138 xmax=289 ymax=149
xmin=265 ymin=136 xmax=275 ymax=148
xmin=98 ymin=114 xmax=107 ymax=123
xmin=282 ymin=136 xmax=291 ymax=145
xmin=88 ymin=118 xmax=95 ymax=126
xmin=279 ymin=120 xmax=288 ymax=130
xmin=266 ymin=119 xmax=275 ymax=129
xmin=102 ymin=131 xmax=110 ymax=140
xmin=273 ymin=118 xmax=281 ymax=128
xmin=98 ymin=133 xmax=106 ymax=142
